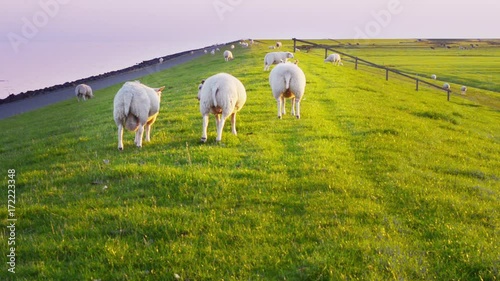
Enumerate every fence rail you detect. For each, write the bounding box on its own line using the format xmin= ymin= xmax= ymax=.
xmin=292 ymin=38 xmax=453 ymax=101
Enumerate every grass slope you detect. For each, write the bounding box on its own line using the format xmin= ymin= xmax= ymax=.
xmin=1 ymin=40 xmax=499 ymax=280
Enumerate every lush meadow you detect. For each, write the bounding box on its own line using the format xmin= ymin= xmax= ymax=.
xmin=0 ymin=40 xmax=499 ymax=280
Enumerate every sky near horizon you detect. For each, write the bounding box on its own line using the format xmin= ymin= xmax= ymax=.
xmin=0 ymin=0 xmax=499 ymax=98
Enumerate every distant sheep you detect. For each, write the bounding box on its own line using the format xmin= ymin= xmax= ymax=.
xmin=268 ymin=46 xmax=276 ymax=49
xmin=431 ymin=74 xmax=437 ymax=80
xmin=113 ymin=81 xmax=165 ymax=150
xmin=75 ymin=84 xmax=93 ymax=102
xmin=264 ymin=51 xmax=294 ymax=71
xmin=224 ymin=50 xmax=234 ymax=61
xmin=197 ymin=73 xmax=247 ymax=143
xmin=443 ymin=83 xmax=451 ymax=90
xmin=269 ymin=62 xmax=306 ymax=119
xmin=159 ymin=58 xmax=164 ymax=63
xmin=276 ymin=42 xmax=282 ymax=48
xmin=461 ymin=86 xmax=467 ymax=95
xmin=210 ymin=49 xmax=216 ymax=55
xmin=324 ymin=53 xmax=343 ymax=66
xmin=231 ymin=45 xmax=235 ymax=49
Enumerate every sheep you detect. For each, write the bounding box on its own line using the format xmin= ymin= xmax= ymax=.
xmin=241 ymin=42 xmax=249 ymax=48
xmin=230 ymin=44 xmax=235 ymax=49
xmin=269 ymin=62 xmax=306 ymax=119
xmin=204 ymin=49 xmax=208 ymax=54
xmin=197 ymin=73 xmax=247 ymax=143
xmin=223 ymin=50 xmax=234 ymax=61
xmin=431 ymin=74 xmax=437 ymax=80
xmin=113 ymin=81 xmax=165 ymax=150
xmin=276 ymin=41 xmax=282 ymax=48
xmin=75 ymin=84 xmax=93 ymax=102
xmin=210 ymin=49 xmax=216 ymax=55
xmin=443 ymin=83 xmax=451 ymax=91
xmin=159 ymin=57 xmax=164 ymax=63
xmin=324 ymin=53 xmax=343 ymax=66
xmin=264 ymin=51 xmax=294 ymax=71
xmin=268 ymin=46 xmax=276 ymax=49
xmin=461 ymin=86 xmax=467 ymax=95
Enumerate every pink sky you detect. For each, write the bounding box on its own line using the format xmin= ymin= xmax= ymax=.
xmin=0 ymin=0 xmax=499 ymax=98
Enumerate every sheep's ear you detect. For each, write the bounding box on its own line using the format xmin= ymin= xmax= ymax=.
xmin=200 ymin=80 xmax=205 ymax=85
xmin=156 ymin=86 xmax=165 ymax=92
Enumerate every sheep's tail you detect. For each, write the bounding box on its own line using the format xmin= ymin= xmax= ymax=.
xmin=122 ymin=92 xmax=133 ymax=118
xmin=212 ymin=87 xmax=219 ymax=108
xmin=284 ymin=73 xmax=292 ymax=90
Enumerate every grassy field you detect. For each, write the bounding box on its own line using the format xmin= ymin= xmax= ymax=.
xmin=1 ymin=39 xmax=499 ymax=280
xmin=296 ymin=38 xmax=500 ymax=109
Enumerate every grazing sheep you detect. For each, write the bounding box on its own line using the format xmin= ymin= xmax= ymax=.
xmin=230 ymin=45 xmax=235 ymax=49
xmin=269 ymin=62 xmax=306 ymax=119
xmin=268 ymin=46 xmax=276 ymax=49
xmin=461 ymin=86 xmax=467 ymax=95
xmin=431 ymin=74 xmax=437 ymax=80
xmin=197 ymin=73 xmax=247 ymax=143
xmin=443 ymin=83 xmax=451 ymax=90
xmin=113 ymin=81 xmax=165 ymax=150
xmin=159 ymin=58 xmax=164 ymax=63
xmin=223 ymin=50 xmax=234 ymax=61
xmin=210 ymin=49 xmax=216 ymax=55
xmin=324 ymin=53 xmax=343 ymax=66
xmin=264 ymin=51 xmax=294 ymax=71
xmin=75 ymin=84 xmax=93 ymax=102
xmin=276 ymin=41 xmax=282 ymax=48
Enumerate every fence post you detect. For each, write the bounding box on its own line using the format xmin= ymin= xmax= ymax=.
xmin=386 ymin=69 xmax=389 ymax=81
xmin=355 ymin=57 xmax=358 ymax=70
xmin=293 ymin=38 xmax=296 ymax=53
xmin=447 ymin=90 xmax=451 ymax=101
xmin=325 ymin=48 xmax=328 ymax=59
xmin=416 ymin=79 xmax=419 ymax=91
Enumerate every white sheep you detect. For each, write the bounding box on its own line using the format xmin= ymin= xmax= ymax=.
xmin=269 ymin=62 xmax=306 ymax=119
xmin=241 ymin=42 xmax=249 ymax=48
xmin=197 ymin=73 xmax=247 ymax=143
xmin=461 ymin=86 xmax=467 ymax=95
xmin=264 ymin=51 xmax=294 ymax=71
xmin=443 ymin=83 xmax=451 ymax=90
xmin=204 ymin=49 xmax=208 ymax=54
xmin=230 ymin=45 xmax=235 ymax=49
xmin=268 ymin=46 xmax=276 ymax=49
xmin=324 ymin=53 xmax=343 ymax=66
xmin=276 ymin=41 xmax=282 ymax=48
xmin=224 ymin=50 xmax=234 ymax=61
xmin=75 ymin=84 xmax=93 ymax=102
xmin=210 ymin=49 xmax=216 ymax=55
xmin=113 ymin=81 xmax=165 ymax=150
xmin=159 ymin=58 xmax=164 ymax=63
xmin=431 ymin=74 xmax=437 ymax=80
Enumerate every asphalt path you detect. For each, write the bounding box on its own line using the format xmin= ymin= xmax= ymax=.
xmin=0 ymin=51 xmax=204 ymax=120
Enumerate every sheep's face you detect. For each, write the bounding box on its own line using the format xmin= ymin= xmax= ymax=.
xmin=286 ymin=52 xmax=294 ymax=59
xmin=197 ymin=80 xmax=205 ymax=101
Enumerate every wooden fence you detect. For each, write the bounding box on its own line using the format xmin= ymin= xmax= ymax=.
xmin=292 ymin=38 xmax=453 ymax=101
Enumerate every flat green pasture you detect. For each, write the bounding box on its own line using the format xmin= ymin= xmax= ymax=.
xmin=0 ymin=39 xmax=499 ymax=280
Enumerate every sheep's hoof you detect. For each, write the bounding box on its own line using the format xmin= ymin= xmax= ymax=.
xmin=200 ymin=137 xmax=207 ymax=143
xmin=118 ymin=147 xmax=123 ymax=151
xmin=296 ymin=115 xmax=301 ymax=119
xmin=278 ymin=116 xmax=282 ymax=119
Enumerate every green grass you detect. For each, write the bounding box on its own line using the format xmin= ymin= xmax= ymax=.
xmin=1 ymin=39 xmax=499 ymax=280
